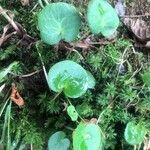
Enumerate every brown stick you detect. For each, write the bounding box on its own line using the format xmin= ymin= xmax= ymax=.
xmin=0 ymin=6 xmax=21 ymax=34
xmin=123 ymin=14 xmax=150 ymax=18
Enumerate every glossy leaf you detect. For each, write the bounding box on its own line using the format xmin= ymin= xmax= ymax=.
xmin=38 ymin=2 xmax=81 ymax=45
xmin=48 ymin=131 xmax=70 ymax=150
xmin=87 ymin=0 xmax=119 ymax=37
xmin=142 ymin=72 xmax=150 ymax=87
xmin=67 ymin=105 xmax=78 ymax=121
xmin=73 ymin=122 xmax=104 ymax=150
xmin=48 ymin=60 xmax=95 ymax=98
xmin=124 ymin=122 xmax=146 ymax=145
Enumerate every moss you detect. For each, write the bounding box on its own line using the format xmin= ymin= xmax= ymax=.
xmin=0 ymin=0 xmax=150 ymax=149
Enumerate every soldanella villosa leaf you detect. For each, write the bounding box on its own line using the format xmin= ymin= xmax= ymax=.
xmin=124 ymin=122 xmax=146 ymax=145
xmin=38 ymin=2 xmax=81 ymax=45
xmin=0 ymin=62 xmax=18 ymax=83
xmin=73 ymin=122 xmax=104 ymax=150
xmin=67 ymin=105 xmax=78 ymax=121
xmin=48 ymin=131 xmax=70 ymax=150
xmin=47 ymin=60 xmax=95 ymax=98
xmin=87 ymin=0 xmax=119 ymax=37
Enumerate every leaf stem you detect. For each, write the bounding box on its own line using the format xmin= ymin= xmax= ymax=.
xmin=43 ymin=0 xmax=49 ymax=5
xmin=52 ymin=90 xmax=62 ymax=101
xmin=96 ymin=102 xmax=113 ymax=125
xmin=35 ymin=41 xmax=48 ymax=83
xmin=38 ymin=0 xmax=44 ymax=8
xmin=134 ymin=145 xmax=137 ymax=150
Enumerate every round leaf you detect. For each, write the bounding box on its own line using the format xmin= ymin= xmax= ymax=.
xmin=48 ymin=131 xmax=70 ymax=150
xmin=73 ymin=122 xmax=104 ymax=150
xmin=87 ymin=0 xmax=119 ymax=37
xmin=124 ymin=122 xmax=146 ymax=145
xmin=38 ymin=2 xmax=81 ymax=45
xmin=48 ymin=60 xmax=94 ymax=98
xmin=67 ymin=105 xmax=78 ymax=121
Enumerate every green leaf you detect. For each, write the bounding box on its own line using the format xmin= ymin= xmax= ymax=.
xmin=48 ymin=131 xmax=70 ymax=150
xmin=0 ymin=62 xmax=18 ymax=83
xmin=67 ymin=105 xmax=78 ymax=121
xmin=87 ymin=0 xmax=119 ymax=37
xmin=73 ymin=122 xmax=104 ymax=150
xmin=38 ymin=2 xmax=81 ymax=45
xmin=48 ymin=60 xmax=95 ymax=98
xmin=124 ymin=122 xmax=146 ymax=145
xmin=142 ymin=72 xmax=150 ymax=87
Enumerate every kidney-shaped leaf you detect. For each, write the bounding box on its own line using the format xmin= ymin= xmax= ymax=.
xmin=67 ymin=105 xmax=78 ymax=121
xmin=124 ymin=122 xmax=146 ymax=145
xmin=48 ymin=131 xmax=70 ymax=150
xmin=87 ymin=0 xmax=119 ymax=37
xmin=48 ymin=60 xmax=95 ymax=98
xmin=38 ymin=2 xmax=81 ymax=45
xmin=73 ymin=122 xmax=104 ymax=150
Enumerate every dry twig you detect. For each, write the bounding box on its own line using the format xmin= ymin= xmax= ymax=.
xmin=0 ymin=6 xmax=21 ymax=34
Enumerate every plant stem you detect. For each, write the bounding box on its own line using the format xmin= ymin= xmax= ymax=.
xmin=31 ymin=144 xmax=33 ymax=150
xmin=137 ymin=143 xmax=141 ymax=150
xmin=35 ymin=41 xmax=48 ymax=83
xmin=96 ymin=102 xmax=113 ymax=125
xmin=51 ymin=90 xmax=62 ymax=101
xmin=134 ymin=145 xmax=137 ymax=150
xmin=96 ymin=109 xmax=106 ymax=125
xmin=66 ymin=97 xmax=85 ymax=123
xmin=38 ymin=0 xmax=44 ymax=8
xmin=0 ymin=100 xmax=9 ymax=143
xmin=43 ymin=0 xmax=49 ymax=5
xmin=6 ymin=101 xmax=12 ymax=150
xmin=0 ymin=98 xmax=9 ymax=118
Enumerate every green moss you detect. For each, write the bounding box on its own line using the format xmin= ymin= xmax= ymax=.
xmin=0 ymin=0 xmax=149 ymax=149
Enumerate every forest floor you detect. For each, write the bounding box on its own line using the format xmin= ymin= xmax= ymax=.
xmin=0 ymin=0 xmax=150 ymax=150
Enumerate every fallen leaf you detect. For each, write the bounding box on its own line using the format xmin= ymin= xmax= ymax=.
xmin=145 ymin=41 xmax=150 ymax=48
xmin=123 ymin=18 xmax=150 ymax=42
xmin=21 ymin=0 xmax=29 ymax=6
xmin=90 ymin=118 xmax=97 ymax=124
xmin=10 ymin=83 xmax=25 ymax=107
